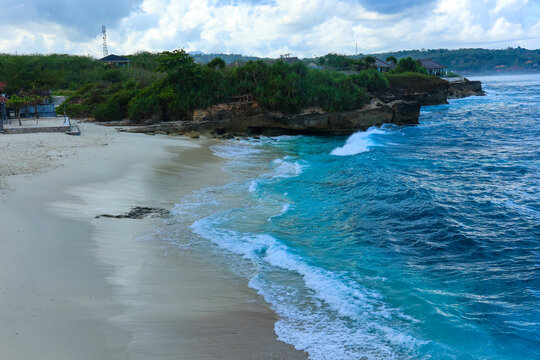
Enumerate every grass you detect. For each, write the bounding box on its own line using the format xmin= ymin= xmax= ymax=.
xmin=384 ymin=72 xmax=448 ymax=92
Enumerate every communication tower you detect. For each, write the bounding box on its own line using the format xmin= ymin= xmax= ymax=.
xmin=102 ymin=26 xmax=108 ymax=57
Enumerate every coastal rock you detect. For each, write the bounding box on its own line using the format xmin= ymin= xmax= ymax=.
xmin=122 ymin=99 xmax=420 ymax=136
xmin=382 ymin=75 xmax=450 ymax=106
xmin=193 ymin=102 xmax=263 ymax=122
xmin=448 ymin=80 xmax=485 ymax=99
xmin=95 ymin=207 xmax=170 ymax=219
xmin=389 ymin=100 xmax=421 ymax=125
xmin=119 ymin=78 xmax=481 ymax=137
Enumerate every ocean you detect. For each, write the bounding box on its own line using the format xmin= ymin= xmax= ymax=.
xmin=168 ymin=74 xmax=539 ymax=359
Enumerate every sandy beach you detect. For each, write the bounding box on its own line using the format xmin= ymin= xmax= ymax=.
xmin=0 ymin=123 xmax=306 ymax=359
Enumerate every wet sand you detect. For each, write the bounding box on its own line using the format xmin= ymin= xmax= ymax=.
xmin=0 ymin=125 xmax=306 ymax=359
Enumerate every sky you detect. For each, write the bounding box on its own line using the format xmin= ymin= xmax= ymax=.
xmin=0 ymin=0 xmax=539 ymax=58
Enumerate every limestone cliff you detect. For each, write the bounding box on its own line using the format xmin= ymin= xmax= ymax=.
xmin=123 ymin=99 xmax=419 ymax=137
xmin=448 ymin=80 xmax=485 ymax=99
xmin=119 ymin=76 xmax=483 ymax=137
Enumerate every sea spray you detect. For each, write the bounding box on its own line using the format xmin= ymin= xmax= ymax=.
xmin=330 ymin=127 xmax=386 ymax=156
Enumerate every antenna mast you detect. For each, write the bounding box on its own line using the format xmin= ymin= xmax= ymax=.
xmin=102 ymin=26 xmax=108 ymax=57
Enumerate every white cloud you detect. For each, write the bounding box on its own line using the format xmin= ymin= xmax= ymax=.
xmin=487 ymin=17 xmax=525 ymax=39
xmin=0 ymin=0 xmax=538 ymax=57
xmin=491 ymin=0 xmax=529 ymax=14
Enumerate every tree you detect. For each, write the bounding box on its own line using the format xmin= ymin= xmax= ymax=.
xmin=207 ymin=57 xmax=226 ymax=70
xmin=364 ymin=56 xmax=376 ymax=68
xmin=391 ymin=57 xmax=427 ymax=74
xmin=386 ymin=56 xmax=397 ymax=65
xmin=157 ymin=49 xmax=201 ymax=83
xmin=27 ymin=94 xmax=45 ymax=121
xmin=354 ymin=58 xmax=366 ymax=71
xmin=7 ymin=95 xmax=28 ymax=125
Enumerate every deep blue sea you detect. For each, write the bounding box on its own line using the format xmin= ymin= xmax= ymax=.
xmin=171 ymin=74 xmax=540 ymax=359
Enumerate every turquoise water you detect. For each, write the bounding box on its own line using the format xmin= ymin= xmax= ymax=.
xmin=172 ymin=74 xmax=540 ymax=359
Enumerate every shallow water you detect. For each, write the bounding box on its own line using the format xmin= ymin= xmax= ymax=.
xmin=169 ymin=74 xmax=540 ymax=359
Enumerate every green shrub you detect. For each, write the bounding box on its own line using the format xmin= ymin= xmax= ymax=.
xmin=351 ymin=69 xmax=389 ymax=92
xmin=384 ymin=72 xmax=447 ymax=92
xmin=391 ymin=57 xmax=428 ymax=74
xmin=128 ymin=89 xmax=160 ymax=122
xmin=94 ymin=100 xmax=121 ymax=121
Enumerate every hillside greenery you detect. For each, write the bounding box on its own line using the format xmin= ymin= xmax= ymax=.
xmin=384 ymin=72 xmax=447 ymax=92
xmin=0 ymin=50 xmax=392 ymax=122
xmin=188 ymin=47 xmax=540 ymax=74
xmin=369 ymin=47 xmax=540 ymax=74
xmin=64 ymin=50 xmax=389 ymax=121
xmin=6 ymin=47 xmax=525 ymax=123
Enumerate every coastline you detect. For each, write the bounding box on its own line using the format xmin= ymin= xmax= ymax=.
xmin=0 ymin=124 xmax=306 ymax=359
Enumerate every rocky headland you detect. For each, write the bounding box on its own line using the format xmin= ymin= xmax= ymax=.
xmin=116 ymin=77 xmax=484 ymax=138
xmin=447 ymin=79 xmax=485 ymax=99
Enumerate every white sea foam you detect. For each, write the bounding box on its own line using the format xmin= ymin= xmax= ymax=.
xmin=267 ymin=203 xmax=291 ymax=221
xmin=248 ymin=180 xmax=260 ymax=193
xmin=170 ymin=190 xmax=221 ymax=216
xmin=251 ymin=275 xmax=414 ymax=360
xmin=248 ymin=157 xmax=304 ymax=193
xmin=272 ymin=157 xmax=305 ymax=178
xmin=331 ymin=127 xmax=386 ymax=156
xmin=190 ymin=216 xmax=422 ymax=358
xmin=210 ymin=141 xmax=261 ymax=159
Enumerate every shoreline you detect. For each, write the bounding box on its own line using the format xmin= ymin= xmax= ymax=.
xmin=0 ymin=124 xmax=307 ymax=359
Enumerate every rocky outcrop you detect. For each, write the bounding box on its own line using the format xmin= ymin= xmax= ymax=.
xmin=448 ymin=80 xmax=485 ymax=99
xmin=96 ymin=207 xmax=170 ymax=219
xmin=381 ymin=75 xmax=450 ymax=106
xmin=122 ymin=99 xmax=420 ymax=137
xmin=118 ymin=76 xmax=482 ymax=138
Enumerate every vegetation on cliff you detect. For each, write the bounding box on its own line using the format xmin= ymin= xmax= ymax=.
xmin=0 ymin=51 xmax=449 ymax=123
xmin=55 ymin=50 xmax=389 ymax=122
xmin=384 ymin=72 xmax=447 ymax=92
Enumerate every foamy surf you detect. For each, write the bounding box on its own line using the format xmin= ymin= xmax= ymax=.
xmin=210 ymin=141 xmax=261 ymax=159
xmin=190 ymin=215 xmax=422 ymax=359
xmin=331 ymin=127 xmax=386 ymax=156
xmin=272 ymin=157 xmax=306 ymax=178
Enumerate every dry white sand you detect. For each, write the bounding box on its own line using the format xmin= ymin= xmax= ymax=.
xmin=0 ymin=124 xmax=306 ymax=360
xmin=0 ymin=122 xmax=113 ymax=186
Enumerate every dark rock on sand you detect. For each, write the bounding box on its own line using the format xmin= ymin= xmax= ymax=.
xmin=96 ymin=207 xmax=170 ymax=219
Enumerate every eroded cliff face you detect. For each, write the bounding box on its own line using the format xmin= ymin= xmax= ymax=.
xmin=124 ymin=99 xmax=420 ymax=137
xmin=381 ymin=75 xmax=450 ymax=106
xmin=190 ymin=100 xmax=400 ymax=136
xmin=448 ymin=80 xmax=485 ymax=99
xmin=120 ymin=76 xmax=483 ymax=137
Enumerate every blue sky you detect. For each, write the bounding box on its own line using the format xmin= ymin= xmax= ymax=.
xmin=0 ymin=0 xmax=538 ymax=57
